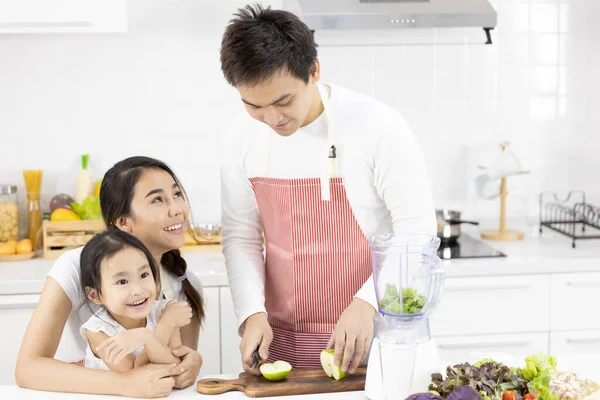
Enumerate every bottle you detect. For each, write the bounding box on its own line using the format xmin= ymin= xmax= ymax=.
xmin=76 ymin=154 xmax=92 ymax=203
xmin=0 ymin=185 xmax=18 ymax=241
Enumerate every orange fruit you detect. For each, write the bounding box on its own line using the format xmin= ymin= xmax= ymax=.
xmin=16 ymin=239 xmax=33 ymax=254
xmin=0 ymin=241 xmax=16 ymax=255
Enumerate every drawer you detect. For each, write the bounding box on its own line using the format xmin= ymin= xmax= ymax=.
xmin=551 ymin=273 xmax=600 ymax=331
xmin=435 ymin=332 xmax=550 ymax=370
xmin=0 ymin=303 xmax=36 ymax=385
xmin=431 ymin=275 xmax=551 ymax=336
xmin=550 ymin=330 xmax=600 ymax=381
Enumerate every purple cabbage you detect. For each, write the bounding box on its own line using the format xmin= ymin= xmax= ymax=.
xmin=447 ymin=386 xmax=483 ymax=400
xmin=407 ymin=387 xmax=482 ymax=400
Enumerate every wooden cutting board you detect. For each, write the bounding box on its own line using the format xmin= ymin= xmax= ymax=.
xmin=196 ymin=368 xmax=366 ymax=397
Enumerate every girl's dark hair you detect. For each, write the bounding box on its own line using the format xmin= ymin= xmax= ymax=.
xmin=80 ymin=230 xmax=159 ymax=298
xmin=99 ymin=156 xmax=204 ymax=323
xmin=220 ymin=4 xmax=318 ymax=87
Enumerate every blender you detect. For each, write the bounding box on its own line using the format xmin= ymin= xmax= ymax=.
xmin=365 ymin=233 xmax=445 ymax=400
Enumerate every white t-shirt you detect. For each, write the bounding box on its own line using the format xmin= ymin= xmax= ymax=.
xmin=47 ymin=247 xmax=204 ymax=363
xmin=79 ymin=298 xmax=169 ymax=370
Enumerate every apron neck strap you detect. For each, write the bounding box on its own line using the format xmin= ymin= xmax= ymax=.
xmin=262 ymin=82 xmax=338 ymax=201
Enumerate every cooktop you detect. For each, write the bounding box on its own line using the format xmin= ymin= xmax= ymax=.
xmin=437 ymin=234 xmax=506 ymax=259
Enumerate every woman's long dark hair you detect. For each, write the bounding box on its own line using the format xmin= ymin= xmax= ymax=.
xmin=80 ymin=230 xmax=159 ymax=298
xmin=99 ymin=156 xmax=204 ymax=323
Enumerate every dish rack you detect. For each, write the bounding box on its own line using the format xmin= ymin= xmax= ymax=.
xmin=539 ymin=190 xmax=600 ymax=248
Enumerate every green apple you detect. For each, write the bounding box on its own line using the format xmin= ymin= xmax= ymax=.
xmin=320 ymin=349 xmax=346 ymax=380
xmin=259 ymin=360 xmax=292 ymax=381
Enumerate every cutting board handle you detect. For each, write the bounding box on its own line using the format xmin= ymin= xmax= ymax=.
xmin=196 ymin=377 xmax=245 ymax=395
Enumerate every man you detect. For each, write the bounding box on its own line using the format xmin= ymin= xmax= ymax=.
xmin=219 ymin=4 xmax=436 ymax=376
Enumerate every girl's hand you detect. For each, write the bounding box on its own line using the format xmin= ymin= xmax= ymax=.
xmin=123 ymin=364 xmax=179 ymax=398
xmin=171 ymin=346 xmax=203 ymax=389
xmin=160 ymin=301 xmax=192 ymax=329
xmin=97 ymin=328 xmax=150 ymax=365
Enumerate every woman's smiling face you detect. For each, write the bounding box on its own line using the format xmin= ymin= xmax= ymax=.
xmin=118 ymin=168 xmax=189 ymax=258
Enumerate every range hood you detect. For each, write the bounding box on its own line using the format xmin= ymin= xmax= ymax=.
xmin=295 ymin=0 xmax=497 ymax=31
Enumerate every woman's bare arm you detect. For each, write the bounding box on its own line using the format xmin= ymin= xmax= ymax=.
xmin=15 ymin=277 xmax=130 ymax=394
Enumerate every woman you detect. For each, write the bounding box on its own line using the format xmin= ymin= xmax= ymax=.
xmin=16 ymin=156 xmax=204 ymax=398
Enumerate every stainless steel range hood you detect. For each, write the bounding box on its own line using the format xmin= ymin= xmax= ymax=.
xmin=295 ymin=0 xmax=497 ymax=31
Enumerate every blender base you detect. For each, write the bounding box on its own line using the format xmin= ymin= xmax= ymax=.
xmin=365 ymin=338 xmax=441 ymax=400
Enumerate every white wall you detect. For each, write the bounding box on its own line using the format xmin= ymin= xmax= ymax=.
xmin=1 ymin=0 xmax=599 ymax=235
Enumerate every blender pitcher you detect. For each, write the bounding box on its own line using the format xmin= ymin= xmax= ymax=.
xmin=365 ymin=233 xmax=444 ymax=400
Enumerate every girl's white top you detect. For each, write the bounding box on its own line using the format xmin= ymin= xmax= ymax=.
xmin=79 ymin=298 xmax=169 ymax=370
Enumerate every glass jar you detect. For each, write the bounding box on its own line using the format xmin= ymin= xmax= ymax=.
xmin=0 ymin=185 xmax=19 ymax=242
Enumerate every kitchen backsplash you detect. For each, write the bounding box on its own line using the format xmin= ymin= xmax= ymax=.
xmin=1 ymin=0 xmax=599 ymax=231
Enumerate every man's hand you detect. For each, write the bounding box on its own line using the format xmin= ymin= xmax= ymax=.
xmin=171 ymin=346 xmax=203 ymax=389
xmin=239 ymin=313 xmax=272 ymax=375
xmin=327 ymin=298 xmax=376 ymax=374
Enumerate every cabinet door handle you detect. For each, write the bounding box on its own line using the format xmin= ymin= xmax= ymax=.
xmin=438 ymin=341 xmax=532 ymax=350
xmin=0 ymin=302 xmax=38 ymax=309
xmin=566 ymin=338 xmax=600 ymax=344
xmin=0 ymin=22 xmax=91 ymax=28
xmin=446 ymin=284 xmax=532 ymax=292
xmin=566 ymin=281 xmax=600 ymax=288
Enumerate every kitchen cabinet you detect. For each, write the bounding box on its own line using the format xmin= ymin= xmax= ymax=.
xmin=551 ymin=273 xmax=600 ymax=331
xmin=0 ymin=295 xmax=38 ymax=385
xmin=431 ymin=275 xmax=551 ymax=337
xmin=435 ymin=332 xmax=550 ymax=369
xmin=197 ymin=288 xmax=220 ymax=376
xmin=219 ymin=287 xmax=244 ymax=375
xmin=0 ymin=0 xmax=127 ymax=33
xmin=550 ymin=330 xmax=600 ymax=381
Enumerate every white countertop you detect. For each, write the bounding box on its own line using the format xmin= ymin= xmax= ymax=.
xmin=1 ymin=224 xmax=599 ymax=300
xmin=0 ymin=249 xmax=228 ymax=297
xmin=0 ymin=380 xmax=365 ymax=399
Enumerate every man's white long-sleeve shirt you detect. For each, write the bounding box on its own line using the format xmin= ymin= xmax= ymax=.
xmin=221 ymin=84 xmax=436 ymax=333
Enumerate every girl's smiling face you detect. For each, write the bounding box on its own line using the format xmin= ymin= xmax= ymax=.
xmin=88 ymin=247 xmax=157 ymax=329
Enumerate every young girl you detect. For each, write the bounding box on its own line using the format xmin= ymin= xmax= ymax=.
xmin=79 ymin=229 xmax=191 ymax=371
xmin=16 ymin=157 xmax=205 ymax=398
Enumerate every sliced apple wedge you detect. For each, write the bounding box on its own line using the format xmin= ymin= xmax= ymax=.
xmin=320 ymin=349 xmax=347 ymax=381
xmin=259 ymin=360 xmax=292 ymax=381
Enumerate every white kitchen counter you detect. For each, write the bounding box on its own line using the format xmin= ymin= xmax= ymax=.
xmin=0 ymin=226 xmax=599 ymax=300
xmin=439 ymin=225 xmax=600 ymax=277
xmin=0 ymin=227 xmax=600 ymax=303
xmin=0 ymin=249 xmax=229 ymax=297
xmin=0 ymin=381 xmax=365 ymax=399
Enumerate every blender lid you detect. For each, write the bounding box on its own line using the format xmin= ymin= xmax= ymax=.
xmin=368 ymin=232 xmax=440 ymax=254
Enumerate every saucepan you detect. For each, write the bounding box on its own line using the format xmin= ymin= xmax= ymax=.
xmin=436 ymin=209 xmax=479 ymax=242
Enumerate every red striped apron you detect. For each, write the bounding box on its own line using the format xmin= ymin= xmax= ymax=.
xmin=249 ymin=83 xmax=372 ymax=368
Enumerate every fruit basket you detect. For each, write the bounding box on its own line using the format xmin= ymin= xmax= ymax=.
xmin=42 ymin=220 xmax=106 ymax=260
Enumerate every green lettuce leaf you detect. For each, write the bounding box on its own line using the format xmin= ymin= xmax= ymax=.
xmin=517 ymin=354 xmax=558 ymax=400
xmin=71 ymin=196 xmax=102 ymax=220
xmin=379 ymin=284 xmax=427 ymax=315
